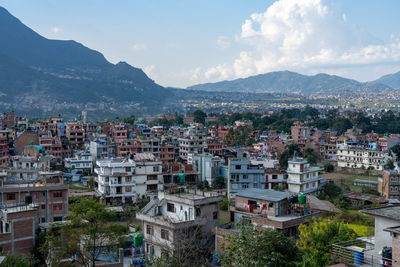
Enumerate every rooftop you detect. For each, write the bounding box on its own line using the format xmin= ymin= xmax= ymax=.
xmin=236 ymin=188 xmax=292 ymax=202
xmin=362 ymin=205 xmax=400 ymax=221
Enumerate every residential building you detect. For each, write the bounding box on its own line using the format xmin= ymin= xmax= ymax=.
xmin=7 ymin=155 xmax=52 ymax=180
xmin=379 ymin=170 xmax=400 ymax=200
xmin=333 ymin=205 xmax=400 ymax=266
xmin=39 ymin=132 xmax=63 ymax=162
xmin=0 ymin=204 xmax=39 ymax=254
xmin=227 ymin=158 xmax=265 ymax=197
xmin=95 ymin=159 xmax=136 ymax=204
xmin=159 ymin=143 xmax=175 ymax=168
xmin=136 ymin=189 xmax=223 ymax=258
xmin=287 ymin=157 xmax=324 ymax=195
xmin=178 ymin=125 xmax=206 ymax=160
xmin=65 ymin=123 xmax=85 ymax=149
xmin=65 ymin=151 xmax=93 ymax=173
xmin=0 ymin=172 xmax=68 ymax=223
xmin=336 ymin=143 xmax=389 ymax=171
xmin=89 ymin=139 xmax=110 ymax=162
xmin=133 ymin=153 xmax=163 ymax=199
xmin=193 ymin=155 xmax=223 ymax=185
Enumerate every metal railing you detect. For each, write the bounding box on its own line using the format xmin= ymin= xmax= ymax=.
xmin=332 ymin=238 xmax=395 ymax=266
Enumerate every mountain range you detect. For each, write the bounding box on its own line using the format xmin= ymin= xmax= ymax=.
xmin=0 ymin=6 xmax=170 ymax=107
xmin=1 ymin=5 xmax=400 ymax=116
xmin=187 ymin=71 xmax=397 ymax=94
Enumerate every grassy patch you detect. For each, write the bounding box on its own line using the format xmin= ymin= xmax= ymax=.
xmin=346 ymin=224 xmax=374 ymax=236
xmin=219 ymin=210 xmax=230 ymax=225
xmin=69 ymin=183 xmax=89 ymax=191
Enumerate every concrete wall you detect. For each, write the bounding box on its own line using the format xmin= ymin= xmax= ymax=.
xmin=375 ymin=216 xmax=400 ymax=251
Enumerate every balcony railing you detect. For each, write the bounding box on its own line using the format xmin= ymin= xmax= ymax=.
xmin=332 ymin=238 xmax=393 ymax=266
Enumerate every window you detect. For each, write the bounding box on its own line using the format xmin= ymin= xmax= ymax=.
xmin=126 ymin=177 xmax=131 ymax=182
xmin=213 ymin=211 xmax=218 ymax=220
xmin=243 ymin=174 xmax=248 ymax=179
xmin=53 ymin=192 xmax=63 ymax=198
xmin=146 ymin=225 xmax=154 ymax=235
xmin=196 ymin=207 xmax=201 ymax=216
xmin=125 ymin=186 xmax=132 ymax=192
xmin=390 ymin=186 xmax=398 ymax=192
xmin=235 ymin=165 xmax=241 ymax=170
xmin=243 ymin=183 xmax=249 ymax=189
xmin=53 ymin=204 xmax=63 ymax=211
xmin=41 ymin=205 xmax=46 ymax=209
xmin=272 ymin=175 xmax=278 ymax=180
xmin=6 ymin=193 xmax=15 ymax=201
xmin=54 ymin=216 xmax=63 ymax=222
xmin=167 ymin=203 xmax=175 ymax=213
xmin=153 ymin=166 xmax=159 ymax=172
xmin=161 ymin=229 xmax=169 ymax=240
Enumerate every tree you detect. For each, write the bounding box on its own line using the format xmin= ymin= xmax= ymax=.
xmin=220 ymin=224 xmax=299 ymax=267
xmin=303 ymin=148 xmax=319 ymax=165
xmin=297 ymin=218 xmax=358 ymax=267
xmin=212 ymin=175 xmax=226 ymax=190
xmin=279 ymin=144 xmax=301 ymax=167
xmin=122 ymin=114 xmax=136 ymax=125
xmin=385 ymin=159 xmax=395 ymax=170
xmin=46 ymin=198 xmax=125 ymax=267
xmin=0 ymin=254 xmax=37 ymax=267
xmin=193 ymin=110 xmax=207 ymax=124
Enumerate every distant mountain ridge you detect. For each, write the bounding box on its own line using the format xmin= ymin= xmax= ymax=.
xmin=187 ymin=70 xmax=393 ymax=94
xmin=0 ymin=6 xmax=170 ymax=107
xmin=374 ymin=71 xmax=400 ymax=89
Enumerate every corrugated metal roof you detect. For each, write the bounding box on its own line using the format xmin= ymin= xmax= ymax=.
xmin=236 ymin=188 xmax=291 ymax=202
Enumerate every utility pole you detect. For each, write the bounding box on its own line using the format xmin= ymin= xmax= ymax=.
xmin=227 ymin=158 xmax=231 ymax=200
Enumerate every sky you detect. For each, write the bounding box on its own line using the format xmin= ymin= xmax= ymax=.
xmin=1 ymin=0 xmax=400 ymax=88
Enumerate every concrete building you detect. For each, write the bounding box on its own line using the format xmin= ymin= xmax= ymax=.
xmin=95 ymin=159 xmax=136 ymax=204
xmin=0 ymin=204 xmax=39 ymax=254
xmin=193 ymin=155 xmax=223 ymax=185
xmin=227 ymin=158 xmax=265 ymax=197
xmin=136 ymin=190 xmax=223 ymax=258
xmin=89 ymin=139 xmax=110 ymax=162
xmin=178 ymin=125 xmax=206 ymax=160
xmin=229 ymin=188 xmax=319 ymax=236
xmin=379 ymin=170 xmax=400 ymax=200
xmin=65 ymin=151 xmax=93 ymax=173
xmin=133 ymin=153 xmax=163 ymax=199
xmin=0 ymin=172 xmax=68 ymax=223
xmin=333 ymin=205 xmax=400 ymax=266
xmin=336 ymin=143 xmax=389 ymax=171
xmin=65 ymin=123 xmax=85 ymax=149
xmin=7 ymin=155 xmax=52 ymax=180
xmin=287 ymin=157 xmax=324 ymax=195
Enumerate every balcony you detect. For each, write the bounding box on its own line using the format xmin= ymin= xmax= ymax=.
xmin=332 ymin=238 xmax=392 ymax=266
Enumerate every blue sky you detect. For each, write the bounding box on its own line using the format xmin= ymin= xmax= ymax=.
xmin=1 ymin=0 xmax=400 ymax=87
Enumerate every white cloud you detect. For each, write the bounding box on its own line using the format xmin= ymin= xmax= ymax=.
xmin=131 ymin=43 xmax=147 ymax=51
xmin=216 ymin=36 xmax=231 ymax=50
xmin=51 ymin=27 xmax=62 ymax=34
xmin=202 ymin=0 xmax=400 ymax=83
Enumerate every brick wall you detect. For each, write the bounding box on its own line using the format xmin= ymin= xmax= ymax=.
xmin=392 ymin=234 xmax=400 ymax=266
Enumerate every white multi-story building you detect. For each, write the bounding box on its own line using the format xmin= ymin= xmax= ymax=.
xmin=133 ymin=153 xmax=163 ymax=199
xmin=95 ymin=159 xmax=136 ymax=204
xmin=287 ymin=157 xmax=323 ymax=195
xmin=178 ymin=125 xmax=207 ymax=160
xmin=64 ymin=151 xmax=93 ymax=172
xmin=136 ymin=190 xmax=223 ymax=258
xmin=336 ymin=143 xmax=389 ymax=171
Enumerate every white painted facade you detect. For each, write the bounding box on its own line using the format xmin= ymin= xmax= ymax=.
xmin=336 ymin=144 xmax=389 ymax=171
xmin=287 ymin=158 xmax=323 ymax=195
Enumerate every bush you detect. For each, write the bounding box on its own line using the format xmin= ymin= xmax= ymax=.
xmin=220 ymin=197 xmax=229 ymax=211
xmin=324 ymin=163 xmax=334 ymax=172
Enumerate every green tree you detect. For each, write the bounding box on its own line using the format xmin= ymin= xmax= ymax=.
xmin=220 ymin=224 xmax=299 ymax=267
xmin=193 ymin=110 xmax=207 ymax=124
xmin=279 ymin=144 xmax=301 ymax=167
xmin=46 ymin=198 xmax=125 ymax=267
xmin=297 ymin=218 xmax=358 ymax=267
xmin=212 ymin=175 xmax=226 ymax=189
xmin=0 ymin=254 xmax=37 ymax=267
xmin=303 ymin=148 xmax=319 ymax=165
xmin=385 ymin=159 xmax=395 ymax=170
